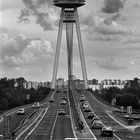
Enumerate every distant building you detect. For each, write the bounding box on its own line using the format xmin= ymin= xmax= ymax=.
xmin=56 ymin=78 xmax=64 ymax=90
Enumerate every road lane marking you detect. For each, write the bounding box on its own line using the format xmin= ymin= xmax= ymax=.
xmin=18 ymin=106 xmax=49 ymax=140
xmin=51 ymin=90 xmax=56 ymax=99
xmin=67 ymin=91 xmax=77 ymax=139
xmin=79 ymin=106 xmax=97 ymax=140
xmin=84 ymin=91 xmax=122 ymax=140
xmin=0 ymin=117 xmax=4 ymax=123
xmin=50 ymin=105 xmax=59 ymax=140
xmin=88 ymin=91 xmax=110 ymax=108
xmin=106 ymin=110 xmax=140 ymax=132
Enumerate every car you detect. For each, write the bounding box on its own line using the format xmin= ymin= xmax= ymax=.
xmin=84 ymin=107 xmax=91 ymax=112
xmin=91 ymin=116 xmax=100 ymax=124
xmin=80 ymin=95 xmax=86 ymax=101
xmin=62 ymin=97 xmax=67 ymax=101
xmin=32 ymin=102 xmax=40 ymax=108
xmin=100 ymin=126 xmax=113 ymax=137
xmin=58 ymin=109 xmax=66 ymax=115
xmin=88 ymin=112 xmax=95 ymax=119
xmin=17 ymin=108 xmax=25 ymax=115
xmin=82 ymin=103 xmax=89 ymax=108
xmin=60 ymin=100 xmax=66 ymax=105
xmin=49 ymin=98 xmax=54 ymax=103
xmin=91 ymin=120 xmax=104 ymax=129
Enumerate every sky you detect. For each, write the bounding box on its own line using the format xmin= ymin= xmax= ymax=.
xmin=1 ymin=0 xmax=140 ymax=82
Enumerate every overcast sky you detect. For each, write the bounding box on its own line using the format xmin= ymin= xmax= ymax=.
xmin=1 ymin=0 xmax=140 ymax=82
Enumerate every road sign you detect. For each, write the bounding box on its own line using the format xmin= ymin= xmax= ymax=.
xmin=26 ymin=94 xmax=30 ymax=100
xmin=111 ymin=98 xmax=116 ymax=106
xmin=127 ymin=106 xmax=132 ymax=114
xmin=121 ymin=106 xmax=124 ymax=112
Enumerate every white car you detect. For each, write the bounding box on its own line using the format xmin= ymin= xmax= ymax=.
xmin=49 ymin=98 xmax=54 ymax=103
xmin=32 ymin=102 xmax=40 ymax=108
xmin=60 ymin=100 xmax=66 ymax=105
xmin=17 ymin=108 xmax=25 ymax=115
xmin=82 ymin=103 xmax=89 ymax=108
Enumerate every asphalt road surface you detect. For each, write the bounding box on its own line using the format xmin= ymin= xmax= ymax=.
xmin=27 ymin=91 xmax=75 ymax=140
xmin=82 ymin=90 xmax=140 ymax=140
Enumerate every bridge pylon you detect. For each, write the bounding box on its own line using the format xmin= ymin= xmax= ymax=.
xmin=51 ymin=0 xmax=88 ymax=90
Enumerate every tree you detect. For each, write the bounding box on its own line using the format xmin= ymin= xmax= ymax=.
xmin=0 ymin=98 xmax=9 ymax=110
xmin=16 ymin=77 xmax=26 ymax=88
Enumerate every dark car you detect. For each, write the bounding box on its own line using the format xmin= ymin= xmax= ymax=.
xmin=91 ymin=116 xmax=100 ymax=124
xmin=100 ymin=126 xmax=113 ymax=137
xmin=88 ymin=112 xmax=95 ymax=119
xmin=62 ymin=97 xmax=67 ymax=101
xmin=84 ymin=107 xmax=91 ymax=112
xmin=80 ymin=96 xmax=86 ymax=102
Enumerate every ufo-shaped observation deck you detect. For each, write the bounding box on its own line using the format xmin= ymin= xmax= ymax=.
xmin=53 ymin=0 xmax=85 ymax=8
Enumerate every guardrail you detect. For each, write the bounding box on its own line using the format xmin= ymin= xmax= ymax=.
xmin=69 ymin=90 xmax=84 ymax=131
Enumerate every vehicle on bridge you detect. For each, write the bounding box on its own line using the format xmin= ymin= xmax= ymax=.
xmin=32 ymin=102 xmax=40 ymax=108
xmin=49 ymin=98 xmax=55 ymax=103
xmin=60 ymin=100 xmax=66 ymax=105
xmin=80 ymin=95 xmax=86 ymax=101
xmin=91 ymin=116 xmax=100 ymax=124
xmin=82 ymin=102 xmax=89 ymax=109
xmin=91 ymin=120 xmax=104 ymax=129
xmin=88 ymin=112 xmax=95 ymax=119
xmin=84 ymin=107 xmax=91 ymax=112
xmin=17 ymin=108 xmax=25 ymax=115
xmin=58 ymin=109 xmax=66 ymax=115
xmin=62 ymin=96 xmax=67 ymax=101
xmin=100 ymin=126 xmax=113 ymax=137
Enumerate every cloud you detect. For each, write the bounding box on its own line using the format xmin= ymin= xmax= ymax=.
xmin=0 ymin=32 xmax=55 ymax=80
xmin=102 ymin=0 xmax=126 ymax=14
xmin=21 ymin=0 xmax=58 ymax=30
xmin=87 ymin=34 xmax=121 ymax=42
xmin=123 ymin=36 xmax=140 ymax=44
xmin=0 ymin=34 xmax=29 ymax=57
xmin=95 ymin=57 xmax=130 ymax=70
xmin=0 ymin=33 xmax=53 ymax=68
xmin=84 ymin=16 xmax=137 ymax=42
xmin=96 ymin=17 xmax=132 ymax=35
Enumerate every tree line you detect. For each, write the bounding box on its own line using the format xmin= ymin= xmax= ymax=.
xmin=93 ymin=77 xmax=140 ymax=109
xmin=0 ymin=77 xmax=50 ymax=110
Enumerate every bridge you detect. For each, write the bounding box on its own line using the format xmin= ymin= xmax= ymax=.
xmin=0 ymin=0 xmax=140 ymax=140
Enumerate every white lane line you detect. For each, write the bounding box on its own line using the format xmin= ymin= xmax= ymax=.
xmin=23 ymin=106 xmax=49 ymax=140
xmin=84 ymin=91 xmax=122 ymax=140
xmin=79 ymin=107 xmax=97 ymax=140
xmin=88 ymin=91 xmax=110 ymax=108
xmin=51 ymin=90 xmax=56 ymax=99
xmin=50 ymin=96 xmax=61 ymax=140
xmin=16 ymin=106 xmax=48 ymax=140
xmin=0 ymin=117 xmax=4 ymax=122
xmin=67 ymin=91 xmax=77 ymax=139
xmin=106 ymin=110 xmax=139 ymax=132
xmin=113 ymin=133 xmax=122 ymax=140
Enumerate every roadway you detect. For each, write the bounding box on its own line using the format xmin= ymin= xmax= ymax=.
xmin=52 ymin=91 xmax=75 ymax=140
xmin=0 ymin=90 xmax=54 ymax=139
xmin=25 ymin=90 xmax=75 ymax=140
xmin=81 ymin=90 xmax=140 ymax=140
